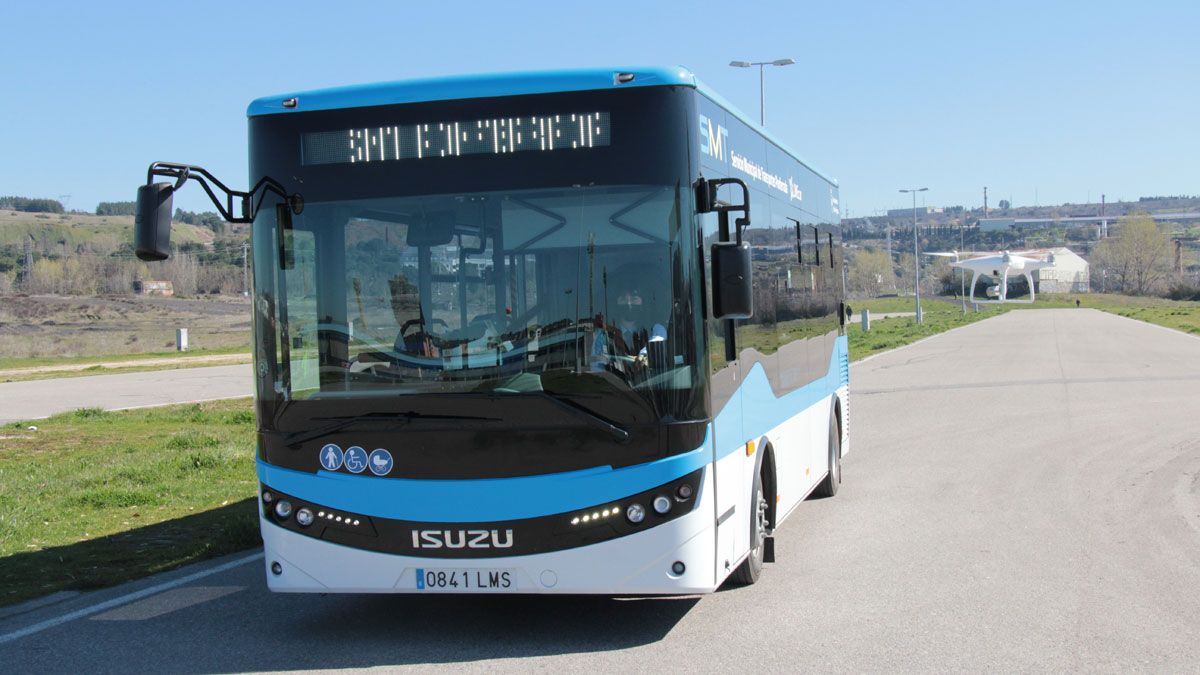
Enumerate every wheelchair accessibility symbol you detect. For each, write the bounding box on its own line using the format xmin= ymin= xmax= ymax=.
xmin=344 ymin=446 xmax=368 ymax=474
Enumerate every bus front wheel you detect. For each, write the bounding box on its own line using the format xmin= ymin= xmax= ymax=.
xmin=729 ymin=467 xmax=769 ymax=585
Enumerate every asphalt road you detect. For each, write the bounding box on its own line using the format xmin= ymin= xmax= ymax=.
xmin=3 ymin=309 xmax=1199 ymax=671
xmin=0 ymin=364 xmax=251 ymax=424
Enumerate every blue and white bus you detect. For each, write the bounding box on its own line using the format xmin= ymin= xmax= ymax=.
xmin=134 ymin=66 xmax=848 ymax=594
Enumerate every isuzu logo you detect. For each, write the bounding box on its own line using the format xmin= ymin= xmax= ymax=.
xmin=411 ymin=529 xmax=514 ymax=549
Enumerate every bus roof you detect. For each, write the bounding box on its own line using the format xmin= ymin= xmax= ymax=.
xmin=247 ymin=67 xmax=836 ymax=187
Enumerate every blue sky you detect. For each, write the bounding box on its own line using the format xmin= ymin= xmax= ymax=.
xmin=1 ymin=0 xmax=1196 ymax=216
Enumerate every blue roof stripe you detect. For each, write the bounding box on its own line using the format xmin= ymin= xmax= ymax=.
xmin=246 ymin=66 xmax=835 ymax=187
xmin=246 ymin=67 xmax=696 ymax=117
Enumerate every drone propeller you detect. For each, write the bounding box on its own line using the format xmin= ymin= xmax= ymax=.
xmin=926 ymin=250 xmax=961 ymax=262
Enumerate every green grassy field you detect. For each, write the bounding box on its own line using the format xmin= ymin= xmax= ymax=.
xmin=849 ymin=298 xmax=1010 ymax=361
xmin=0 ymin=400 xmax=260 ymax=607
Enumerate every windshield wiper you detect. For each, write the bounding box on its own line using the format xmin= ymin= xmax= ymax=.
xmin=283 ymin=411 xmax=498 ymax=448
xmin=531 ymin=393 xmax=630 ymax=443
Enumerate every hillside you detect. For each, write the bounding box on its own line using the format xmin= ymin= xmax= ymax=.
xmin=0 ymin=209 xmax=216 ymax=251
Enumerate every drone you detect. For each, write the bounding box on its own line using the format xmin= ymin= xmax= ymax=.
xmin=926 ymin=249 xmax=1057 ymax=304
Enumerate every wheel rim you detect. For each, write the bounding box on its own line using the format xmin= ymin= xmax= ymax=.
xmin=751 ymin=485 xmax=767 ymax=561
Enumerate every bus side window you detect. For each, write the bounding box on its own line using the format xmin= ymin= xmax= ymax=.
xmin=811 ymin=226 xmax=820 ymax=266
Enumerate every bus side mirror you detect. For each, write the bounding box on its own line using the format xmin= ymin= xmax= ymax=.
xmin=712 ymin=241 xmax=753 ymax=320
xmin=135 ymin=183 xmax=174 ymax=261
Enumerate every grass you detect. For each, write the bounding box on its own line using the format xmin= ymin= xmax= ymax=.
xmin=848 ymin=298 xmax=1012 ymax=362
xmin=0 ymin=347 xmax=251 ymax=383
xmin=0 ymin=399 xmax=260 ymax=608
xmin=1012 ymin=292 xmax=1200 ymax=335
xmin=0 ymin=346 xmax=249 ymax=371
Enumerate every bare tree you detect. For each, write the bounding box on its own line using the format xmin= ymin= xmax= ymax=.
xmin=1091 ymin=214 xmax=1172 ymax=295
xmin=848 ymin=248 xmax=894 ymax=296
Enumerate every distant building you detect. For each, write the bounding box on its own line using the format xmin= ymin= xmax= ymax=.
xmin=134 ymin=280 xmax=174 ymax=296
xmin=1034 ymin=248 xmax=1089 ymax=293
xmin=887 ymin=206 xmax=944 ymax=219
xmin=978 ymin=212 xmax=1200 ymax=233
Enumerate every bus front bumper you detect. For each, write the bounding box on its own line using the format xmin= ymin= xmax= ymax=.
xmin=259 ymin=497 xmax=717 ymax=595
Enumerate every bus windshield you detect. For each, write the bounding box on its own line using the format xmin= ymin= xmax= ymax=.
xmin=253 ymin=183 xmax=706 ymax=424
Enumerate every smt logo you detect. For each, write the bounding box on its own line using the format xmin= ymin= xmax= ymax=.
xmin=411 ymin=529 xmax=515 ymax=549
xmin=698 ymin=114 xmax=728 ymax=161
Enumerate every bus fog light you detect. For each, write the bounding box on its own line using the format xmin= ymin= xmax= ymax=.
xmin=274 ymin=500 xmax=293 ymax=519
xmin=652 ymin=495 xmax=671 ymax=514
xmin=671 ymin=561 xmax=686 ymax=575
xmin=626 ymin=503 xmax=646 ymax=524
xmin=296 ymin=508 xmax=314 ymax=527
xmin=270 ymin=561 xmax=283 ymax=575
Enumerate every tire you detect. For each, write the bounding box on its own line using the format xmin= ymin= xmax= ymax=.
xmin=729 ymin=469 xmax=769 ymax=585
xmin=812 ymin=406 xmax=841 ymax=499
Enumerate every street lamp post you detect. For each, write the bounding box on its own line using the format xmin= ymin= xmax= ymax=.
xmin=899 ymin=187 xmax=928 ymax=324
xmin=959 ymin=219 xmax=966 ymax=314
xmin=729 ymin=58 xmax=796 ymax=126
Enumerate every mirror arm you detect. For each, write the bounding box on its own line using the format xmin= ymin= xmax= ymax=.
xmin=695 ymin=176 xmax=751 ymax=243
xmin=144 ymin=162 xmax=302 ymax=223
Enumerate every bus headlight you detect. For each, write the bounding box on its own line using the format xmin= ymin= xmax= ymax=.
xmin=652 ymin=495 xmax=671 ymax=515
xmin=274 ymin=500 xmax=293 ymax=519
xmin=295 ymin=508 xmax=314 ymax=527
xmin=626 ymin=503 xmax=646 ymax=524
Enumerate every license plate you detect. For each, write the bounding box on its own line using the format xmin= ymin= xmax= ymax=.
xmin=414 ymin=568 xmax=516 ymax=592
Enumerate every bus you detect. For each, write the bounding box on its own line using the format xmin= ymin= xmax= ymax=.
xmin=133 ymin=66 xmax=849 ymax=594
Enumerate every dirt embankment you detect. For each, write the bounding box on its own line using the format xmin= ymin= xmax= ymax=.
xmin=0 ymin=294 xmax=253 ymax=360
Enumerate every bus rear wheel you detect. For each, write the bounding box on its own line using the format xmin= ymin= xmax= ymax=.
xmin=812 ymin=406 xmax=841 ymax=499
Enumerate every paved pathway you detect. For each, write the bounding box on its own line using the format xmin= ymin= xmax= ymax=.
xmin=0 ymin=364 xmax=252 ymax=424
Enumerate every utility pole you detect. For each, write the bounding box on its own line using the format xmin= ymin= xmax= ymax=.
xmin=983 ymin=186 xmax=988 ymax=218
xmin=1100 ymin=194 xmax=1107 ymax=238
xmin=242 ymin=242 xmax=249 ymax=296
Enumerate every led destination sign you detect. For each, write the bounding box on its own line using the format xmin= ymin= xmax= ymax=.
xmin=303 ymin=112 xmax=611 ymax=166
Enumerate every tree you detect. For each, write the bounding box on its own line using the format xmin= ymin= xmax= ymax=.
xmin=1091 ymin=214 xmax=1172 ymax=295
xmin=896 ymin=253 xmax=916 ymax=294
xmin=96 ymin=201 xmax=137 ymax=216
xmin=0 ymin=196 xmax=64 ymax=213
xmin=848 ymin=248 xmax=894 ymax=296
xmin=998 ymin=199 xmax=1011 ymax=210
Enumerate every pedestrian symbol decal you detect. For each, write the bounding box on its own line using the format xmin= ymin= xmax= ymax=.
xmin=344 ymin=446 xmax=368 ymax=473
xmin=368 ymin=448 xmax=393 ymax=476
xmin=319 ymin=444 xmax=343 ymax=471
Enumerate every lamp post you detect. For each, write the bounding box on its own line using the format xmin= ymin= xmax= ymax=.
xmin=729 ymin=58 xmax=795 ymax=126
xmin=959 ymin=219 xmax=967 ymax=314
xmin=899 ymin=187 xmax=928 ymax=324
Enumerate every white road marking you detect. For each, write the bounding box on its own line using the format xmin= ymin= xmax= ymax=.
xmin=0 ymin=552 xmax=262 ymax=645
